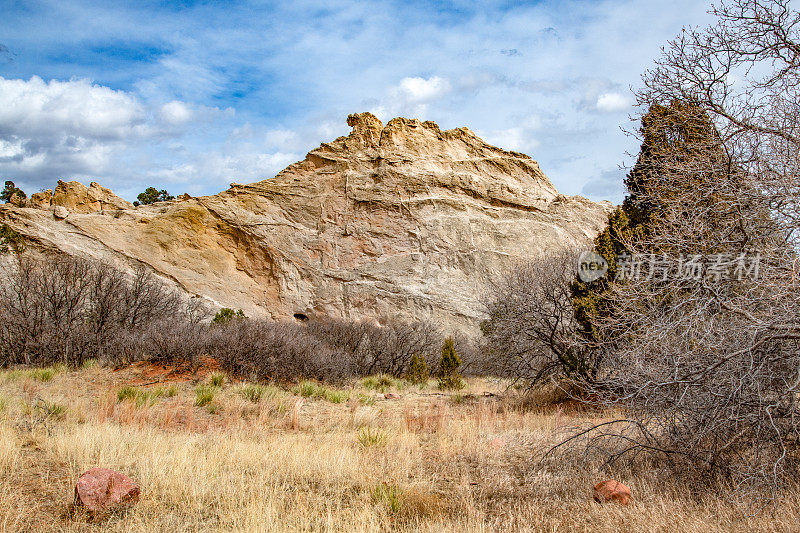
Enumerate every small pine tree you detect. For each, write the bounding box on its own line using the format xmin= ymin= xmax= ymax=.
xmin=1 ymin=181 xmax=26 ymax=203
xmin=406 ymin=354 xmax=430 ymax=385
xmin=437 ymin=337 xmax=464 ymax=390
xmin=0 ymin=224 xmax=25 ymax=254
xmin=212 ymin=308 xmax=246 ymax=324
xmin=136 ymin=187 xmax=174 ymax=205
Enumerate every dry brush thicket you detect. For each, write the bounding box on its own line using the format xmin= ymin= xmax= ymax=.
xmin=0 ymin=254 xmax=479 ymax=383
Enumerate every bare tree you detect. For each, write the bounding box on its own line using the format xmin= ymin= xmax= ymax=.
xmin=0 ymin=255 xmax=189 ymax=367
xmin=576 ymin=0 xmax=800 ymax=502
xmin=481 ymin=249 xmax=595 ymax=385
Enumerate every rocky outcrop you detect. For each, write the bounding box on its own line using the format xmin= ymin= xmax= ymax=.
xmin=27 ymin=189 xmax=53 ymax=209
xmin=0 ymin=113 xmax=613 ymax=332
xmin=47 ymin=180 xmax=134 ymax=213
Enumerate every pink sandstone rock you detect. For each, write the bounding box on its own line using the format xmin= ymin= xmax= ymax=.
xmin=593 ymin=479 xmax=631 ymax=505
xmin=74 ymin=467 xmax=140 ymax=512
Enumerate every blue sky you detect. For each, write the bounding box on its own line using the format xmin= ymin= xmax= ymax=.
xmin=0 ymin=0 xmax=714 ymax=203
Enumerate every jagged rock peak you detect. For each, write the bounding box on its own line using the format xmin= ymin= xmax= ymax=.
xmin=346 ymin=112 xmax=383 ymax=147
xmin=331 ymin=112 xmax=531 ymax=163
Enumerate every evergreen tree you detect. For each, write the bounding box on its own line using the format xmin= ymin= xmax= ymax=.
xmin=406 ymin=354 xmax=430 ymax=385
xmin=136 ymin=187 xmax=174 ymax=205
xmin=1 ymin=181 xmax=26 ymax=203
xmin=212 ymin=308 xmax=246 ymax=325
xmin=570 ymin=101 xmax=727 ymax=340
xmin=0 ymin=224 xmax=25 ymax=254
xmin=437 ymin=337 xmax=463 ymax=390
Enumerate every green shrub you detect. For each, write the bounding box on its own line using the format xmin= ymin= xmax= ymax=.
xmin=1 ymin=370 xmax=23 ymax=382
xmin=405 ymin=354 xmax=430 ymax=385
xmin=240 ymin=383 xmax=269 ymax=403
xmin=1 ymin=181 xmax=26 ymax=203
xmin=320 ymin=388 xmax=349 ymax=404
xmin=209 ymin=372 xmax=226 ymax=387
xmin=294 ymin=380 xmax=318 ymax=398
xmin=357 ymin=393 xmax=376 ymax=406
xmin=372 ymin=482 xmax=402 ymax=515
xmin=117 ymin=386 xmax=139 ymax=403
xmin=361 ymin=374 xmax=398 ymax=392
xmin=117 ymin=386 xmax=168 ymax=407
xmin=450 ymin=393 xmax=465 ymax=405
xmin=26 ymin=399 xmax=66 ymax=420
xmin=437 ymin=337 xmax=464 ymax=390
xmin=30 ymin=368 xmax=55 ymax=382
xmin=212 ymin=308 xmax=246 ymax=325
xmin=41 ymin=400 xmax=65 ymax=419
xmin=0 ymin=224 xmax=25 ymax=254
xmin=135 ymin=187 xmax=174 ymax=205
xmin=195 ymin=385 xmax=215 ymax=407
xmin=357 ymin=426 xmax=389 ymax=448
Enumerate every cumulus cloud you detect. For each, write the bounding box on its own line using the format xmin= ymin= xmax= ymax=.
xmin=0 ymin=76 xmax=153 ymax=185
xmin=372 ymin=76 xmax=453 ymax=119
xmin=396 ymin=76 xmax=451 ymax=103
xmin=0 ymin=76 xmax=146 ymax=139
xmin=0 ymin=76 xmax=255 ymax=197
xmin=159 ymin=100 xmax=193 ymax=125
xmin=145 ymin=149 xmax=299 ymax=193
xmin=596 ymin=92 xmax=632 ymax=113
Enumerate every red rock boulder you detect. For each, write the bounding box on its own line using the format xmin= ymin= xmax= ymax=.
xmin=593 ymin=480 xmax=631 ymax=505
xmin=74 ymin=467 xmax=140 ymax=512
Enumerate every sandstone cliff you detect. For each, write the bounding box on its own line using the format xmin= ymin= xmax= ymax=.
xmin=0 ymin=113 xmax=613 ymax=332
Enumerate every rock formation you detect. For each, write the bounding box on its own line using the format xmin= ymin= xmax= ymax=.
xmin=0 ymin=113 xmax=613 ymax=332
xmin=49 ymin=180 xmax=134 ymax=213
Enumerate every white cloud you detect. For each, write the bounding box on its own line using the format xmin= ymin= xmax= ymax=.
xmin=596 ymin=92 xmax=632 ymax=113
xmin=396 ymin=76 xmax=451 ymax=103
xmin=263 ymin=129 xmax=298 ymax=150
xmin=159 ymin=100 xmax=193 ymax=125
xmin=146 ymin=150 xmax=299 ymax=192
xmin=480 ymin=127 xmax=539 ymax=152
xmin=0 ymin=75 xmax=146 ymax=139
xmin=0 ymin=76 xmax=150 ymax=183
xmin=371 ymin=76 xmax=453 ymax=120
xmin=0 ymin=76 xmax=245 ymax=195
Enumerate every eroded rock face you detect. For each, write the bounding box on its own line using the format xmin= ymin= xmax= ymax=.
xmin=28 ymin=189 xmax=53 ymax=209
xmin=0 ymin=113 xmax=613 ymax=333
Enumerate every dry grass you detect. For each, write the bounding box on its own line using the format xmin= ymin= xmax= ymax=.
xmin=0 ymin=365 xmax=797 ymax=532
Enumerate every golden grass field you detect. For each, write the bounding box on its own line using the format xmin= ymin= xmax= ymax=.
xmin=1 ymin=360 xmax=799 ymax=532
